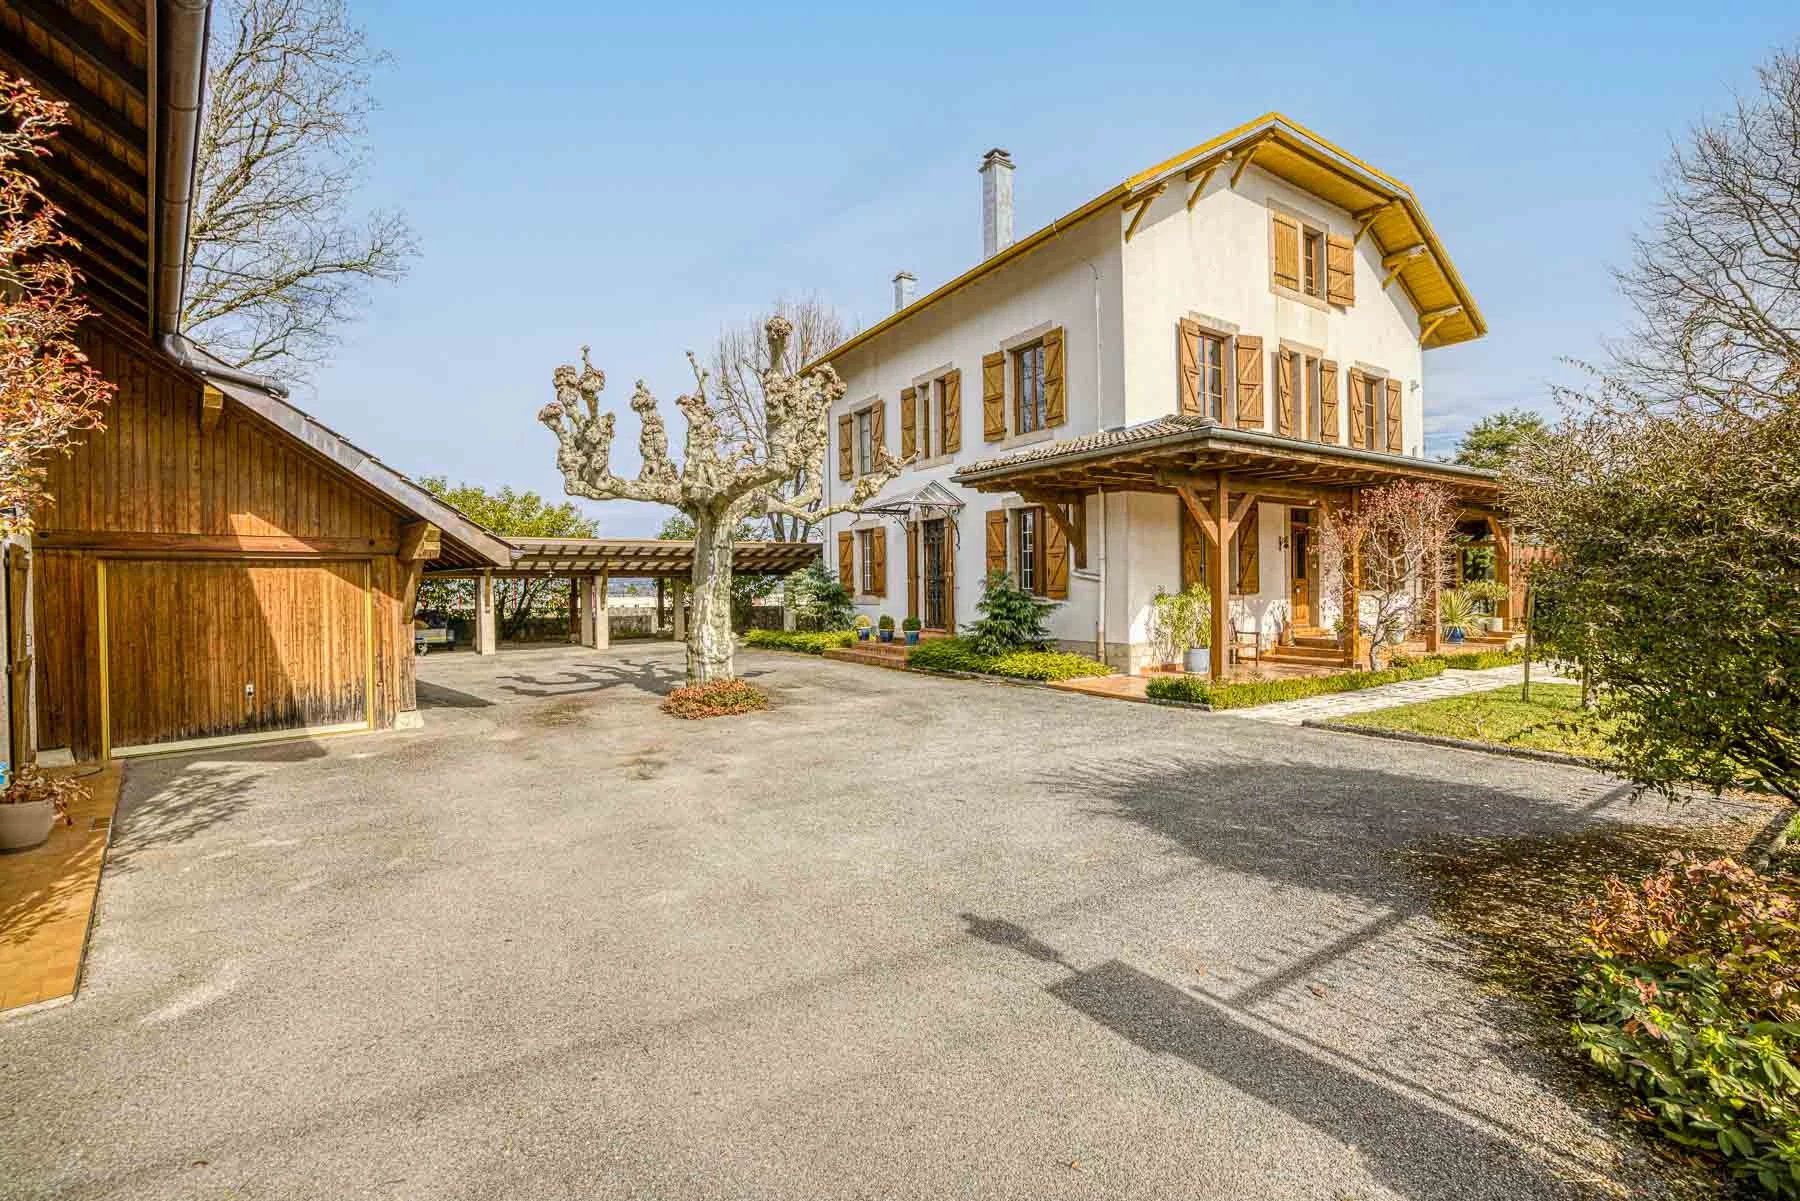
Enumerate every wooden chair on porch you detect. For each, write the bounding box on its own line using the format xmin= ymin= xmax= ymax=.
xmin=1227 ymin=613 xmax=1261 ymax=670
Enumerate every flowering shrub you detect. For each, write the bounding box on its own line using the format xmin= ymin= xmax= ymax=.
xmin=1571 ymin=856 xmax=1800 ymax=1197
xmin=0 ymin=765 xmax=81 ymax=824
xmin=660 ymin=678 xmax=770 ymax=720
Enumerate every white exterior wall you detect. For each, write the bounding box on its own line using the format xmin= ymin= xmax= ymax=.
xmin=823 ymin=216 xmax=1124 ymax=649
xmin=1120 ymin=165 xmax=1425 ymax=448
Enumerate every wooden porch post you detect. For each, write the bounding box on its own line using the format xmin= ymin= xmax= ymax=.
xmin=1492 ymin=518 xmax=1513 ymax=630
xmin=1341 ymin=492 xmax=1362 ymax=667
xmin=1210 ymin=472 xmax=1230 ymax=678
xmin=475 ymin=570 xmax=497 ymax=656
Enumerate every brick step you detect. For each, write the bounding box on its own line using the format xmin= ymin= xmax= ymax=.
xmin=1262 ymin=643 xmax=1344 ymax=662
xmin=824 ymin=641 xmax=915 ymax=670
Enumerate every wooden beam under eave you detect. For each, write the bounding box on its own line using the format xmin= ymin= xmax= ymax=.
xmin=1380 ymin=243 xmax=1428 ymax=270
xmin=399 ymin=520 xmax=442 ymax=562
xmin=9 ymin=0 xmax=147 ymax=104
xmin=0 ymin=41 xmax=144 ymax=148
xmin=1229 ymin=141 xmax=1265 ymax=189
xmin=1185 ymin=160 xmax=1221 ymax=210
xmin=1122 ymin=184 xmax=1164 ymax=242
xmin=1418 ymin=315 xmax=1450 ymax=346
xmin=200 ymin=384 xmax=224 ymax=433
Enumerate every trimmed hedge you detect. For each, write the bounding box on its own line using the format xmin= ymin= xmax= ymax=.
xmin=1145 ymin=657 xmax=1448 ymax=709
xmin=907 ymin=636 xmax=1112 ymax=682
xmin=1438 ymin=646 xmax=1526 ymax=670
xmin=742 ymin=628 xmax=854 ymax=655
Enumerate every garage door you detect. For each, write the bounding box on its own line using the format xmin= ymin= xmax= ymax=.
xmin=103 ymin=559 xmax=371 ymax=753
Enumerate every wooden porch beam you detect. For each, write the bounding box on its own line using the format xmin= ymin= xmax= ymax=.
xmin=200 ymin=384 xmax=224 ymax=433
xmin=8 ymin=0 xmax=147 ymax=103
xmin=0 ymin=41 xmax=143 ymax=148
xmin=1019 ymin=489 xmax=1088 ymax=570
xmin=398 ymin=521 xmax=442 ymax=562
xmin=1210 ymin=472 xmax=1230 ymax=678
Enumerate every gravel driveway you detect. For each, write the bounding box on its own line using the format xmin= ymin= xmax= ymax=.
xmin=0 ymin=643 xmax=1759 ymax=1200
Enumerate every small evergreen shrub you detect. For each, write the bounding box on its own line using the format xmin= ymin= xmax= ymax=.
xmin=1145 ymin=657 xmax=1447 ymax=709
xmin=786 ymin=563 xmax=855 ymax=631
xmin=1572 ymin=857 xmax=1800 ymax=1198
xmin=742 ymin=628 xmax=854 ymax=655
xmin=907 ymin=636 xmax=1110 ymax=682
xmin=661 ymin=678 xmax=770 ymax=719
xmin=964 ymin=570 xmax=1057 ymax=656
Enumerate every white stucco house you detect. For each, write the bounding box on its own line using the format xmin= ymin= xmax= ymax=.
xmin=818 ymin=113 xmax=1512 ymax=676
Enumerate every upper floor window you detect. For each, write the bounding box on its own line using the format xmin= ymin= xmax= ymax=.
xmin=1272 ymin=211 xmax=1331 ymax=304
xmin=1015 ymin=341 xmax=1046 ymax=434
xmin=1278 ymin=347 xmax=1319 ymax=439
xmin=1301 ymin=228 xmax=1325 ymax=299
xmin=1198 ymin=331 xmax=1226 ymax=419
xmin=856 ymin=408 xmax=875 ymax=474
xmin=858 ymin=528 xmax=877 ymax=594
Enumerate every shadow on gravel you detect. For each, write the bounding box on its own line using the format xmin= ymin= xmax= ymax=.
xmin=963 ymin=914 xmax=1570 ymax=1201
xmin=494 ymin=655 xmax=768 ymax=700
xmin=107 ymin=742 xmax=326 ymax=875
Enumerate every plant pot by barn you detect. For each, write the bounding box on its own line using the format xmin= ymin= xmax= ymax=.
xmin=0 ymin=800 xmax=56 ymax=851
xmin=1183 ymin=649 xmax=1211 ymax=676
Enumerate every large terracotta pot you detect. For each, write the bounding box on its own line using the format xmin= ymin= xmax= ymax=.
xmin=0 ymin=799 xmax=56 ymax=851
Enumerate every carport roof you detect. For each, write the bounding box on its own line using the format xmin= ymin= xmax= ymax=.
xmin=449 ymin=538 xmax=823 ymax=578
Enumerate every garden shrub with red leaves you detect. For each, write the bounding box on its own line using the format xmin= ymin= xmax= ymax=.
xmin=660 ymin=678 xmax=770 ymax=720
xmin=1572 ymin=855 xmax=1800 ymax=1197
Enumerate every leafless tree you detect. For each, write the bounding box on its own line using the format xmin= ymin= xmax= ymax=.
xmin=1612 ymin=44 xmax=1800 ymax=415
xmin=539 ymin=318 xmax=906 ymax=684
xmin=181 ymin=0 xmax=416 ymax=376
xmin=1318 ymin=481 xmax=1459 ymax=670
xmin=710 ymin=297 xmax=849 ymax=541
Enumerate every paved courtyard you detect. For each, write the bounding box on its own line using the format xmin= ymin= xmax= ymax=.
xmin=0 ymin=643 xmax=1761 ymax=1200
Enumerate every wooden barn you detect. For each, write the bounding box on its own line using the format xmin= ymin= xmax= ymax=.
xmin=1 ymin=0 xmax=512 ymax=762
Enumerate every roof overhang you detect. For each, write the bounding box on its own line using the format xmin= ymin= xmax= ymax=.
xmin=816 ymin=111 xmax=1484 ymax=368
xmin=953 ymin=416 xmax=1503 ymax=508
xmin=468 ymin=538 xmax=823 ymax=579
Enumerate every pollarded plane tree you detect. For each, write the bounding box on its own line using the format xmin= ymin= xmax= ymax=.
xmin=539 ymin=317 xmax=905 ymax=683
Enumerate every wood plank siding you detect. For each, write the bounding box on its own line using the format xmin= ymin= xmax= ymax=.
xmin=33 ymin=323 xmax=420 ymax=759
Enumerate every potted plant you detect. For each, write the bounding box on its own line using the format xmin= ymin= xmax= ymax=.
xmin=902 ymin=616 xmax=922 ymax=646
xmin=1148 ymin=587 xmax=1181 ymax=671
xmin=854 ymin=614 xmax=873 ymax=641
xmin=1461 ymin=579 xmax=1508 ymax=633
xmin=877 ymin=614 xmax=895 ymax=643
xmin=1438 ymin=589 xmax=1474 ymax=644
xmin=1168 ymin=583 xmax=1212 ymax=676
xmin=0 ymin=766 xmax=80 ymax=852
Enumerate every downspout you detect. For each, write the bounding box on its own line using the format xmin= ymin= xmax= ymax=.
xmin=1087 ymin=258 xmax=1106 ymax=663
xmin=153 ymin=0 xmax=291 ymax=398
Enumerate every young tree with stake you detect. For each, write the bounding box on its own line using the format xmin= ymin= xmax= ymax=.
xmin=538 ymin=317 xmax=905 ymax=684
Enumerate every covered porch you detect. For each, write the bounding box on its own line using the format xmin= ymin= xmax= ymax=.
xmin=953 ymin=416 xmax=1508 ymax=678
xmin=425 ymin=538 xmax=822 ymax=654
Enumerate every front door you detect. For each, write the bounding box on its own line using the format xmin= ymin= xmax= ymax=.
xmin=922 ymin=518 xmax=947 ymax=630
xmin=1289 ymin=511 xmax=1316 ymax=629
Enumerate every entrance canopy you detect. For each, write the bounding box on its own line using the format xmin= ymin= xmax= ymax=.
xmin=952 ymin=415 xmax=1501 ymax=505
xmin=858 ymin=480 xmax=966 ymax=530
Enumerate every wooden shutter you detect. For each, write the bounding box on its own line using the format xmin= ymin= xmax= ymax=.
xmin=1275 ymin=349 xmax=1295 ymax=436
xmin=1271 ymin=213 xmax=1300 ymax=291
xmin=1385 ymin=378 xmax=1404 ymax=453
xmin=1044 ymin=508 xmax=1069 ymax=600
xmin=1043 ymin=326 xmax=1066 ymax=427
xmin=1326 ymin=234 xmax=1355 ymax=306
xmin=942 ymin=369 xmax=963 ymax=454
xmin=1319 ymin=359 xmax=1340 ymax=444
xmin=871 ymin=400 xmax=886 ymax=466
xmin=981 ymin=352 xmax=1006 ymax=442
xmin=837 ymin=414 xmax=853 ymax=480
xmin=1347 ymin=372 xmax=1367 ymax=447
xmin=1179 ymin=504 xmax=1206 ymax=589
xmin=1177 ymin=318 xmax=1201 ymax=415
xmin=899 ymin=387 xmax=917 ymax=460
xmin=5 ymin=544 xmax=33 ymax=767
xmin=869 ymin=527 xmax=887 ymax=597
xmin=837 ymin=531 xmax=854 ymax=587
xmin=1232 ymin=505 xmax=1260 ymax=596
xmin=985 ymin=509 xmax=1007 ymax=577
xmin=943 ymin=513 xmax=957 ymax=630
xmin=906 ymin=524 xmax=919 ymax=619
xmin=1234 ymin=335 xmax=1265 ymax=429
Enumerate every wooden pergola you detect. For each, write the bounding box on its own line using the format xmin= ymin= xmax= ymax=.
xmin=954 ymin=416 xmax=1508 ymax=676
xmin=423 ymin=537 xmax=822 ymax=652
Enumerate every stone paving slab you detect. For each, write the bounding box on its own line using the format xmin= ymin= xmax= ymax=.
xmin=1230 ymin=664 xmax=1573 ymax=725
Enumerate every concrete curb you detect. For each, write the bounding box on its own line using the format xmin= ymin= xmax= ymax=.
xmin=1301 ymin=718 xmax=1606 ymax=769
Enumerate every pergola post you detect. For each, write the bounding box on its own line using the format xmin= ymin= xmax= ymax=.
xmin=671 ymin=578 xmax=687 ymax=641
xmin=577 ymin=576 xmax=597 ymax=648
xmin=1341 ymin=492 xmax=1363 ymax=667
xmin=475 ymin=570 xmax=497 ymax=656
xmin=595 ymin=571 xmax=610 ymax=649
xmin=656 ymin=578 xmax=667 ymax=634
xmin=1210 ymin=473 xmax=1229 ymax=679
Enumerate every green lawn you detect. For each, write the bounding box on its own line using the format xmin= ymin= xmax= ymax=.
xmin=1339 ymin=682 xmax=1617 ymax=758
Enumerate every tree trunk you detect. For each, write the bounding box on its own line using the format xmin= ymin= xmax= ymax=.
xmin=687 ymin=512 xmax=737 ymax=683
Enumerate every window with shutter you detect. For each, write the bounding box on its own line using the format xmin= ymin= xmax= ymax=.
xmin=1179 ymin=320 xmax=1227 ymax=419
xmin=870 ymin=527 xmax=887 ymax=597
xmin=838 ymin=415 xmax=853 ymax=480
xmin=1015 ymin=507 xmax=1039 ymax=595
xmin=1014 ymin=342 xmax=1047 ymax=434
xmin=1272 ymin=210 xmax=1333 ymax=303
xmin=837 ymin=531 xmax=854 ymax=587
xmin=1180 ymin=503 xmax=1207 ymax=590
xmin=1271 ymin=213 xmax=1300 ymax=292
xmin=1275 ymin=350 xmax=1295 ymax=436
xmin=1385 ymin=378 xmax=1404 ymax=453
xmin=1231 ymin=505 xmax=1261 ymax=595
xmin=872 ymin=400 xmax=886 ymax=464
xmin=981 ymin=352 xmax=1005 ymax=442
xmin=1347 ymin=372 xmax=1368 ymax=448
xmin=1044 ymin=508 xmax=1069 ymax=600
xmin=1318 ymin=359 xmax=1340 ymax=444
xmin=1235 ymin=335 xmax=1265 ymax=429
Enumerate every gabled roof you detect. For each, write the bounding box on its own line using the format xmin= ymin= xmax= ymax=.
xmin=821 ymin=112 xmax=1485 ymax=366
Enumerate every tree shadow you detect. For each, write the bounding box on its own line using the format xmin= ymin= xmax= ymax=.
xmin=103 ymin=741 xmax=326 ymax=877
xmin=495 ymin=656 xmax=768 ymax=700
xmin=963 ymin=914 xmax=1577 ymax=1200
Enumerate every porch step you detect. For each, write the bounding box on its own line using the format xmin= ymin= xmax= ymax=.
xmin=824 ymin=640 xmax=915 ymax=671
xmin=1291 ymin=633 xmax=1340 ymax=651
xmin=1262 ymin=643 xmax=1345 ymax=663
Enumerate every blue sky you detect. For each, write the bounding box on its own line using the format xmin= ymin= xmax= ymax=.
xmin=303 ymin=1 xmax=1790 ymax=537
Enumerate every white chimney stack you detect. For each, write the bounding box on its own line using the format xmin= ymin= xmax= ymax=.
xmin=980 ymin=148 xmax=1015 ymax=259
xmin=892 ymin=271 xmax=916 ymax=312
